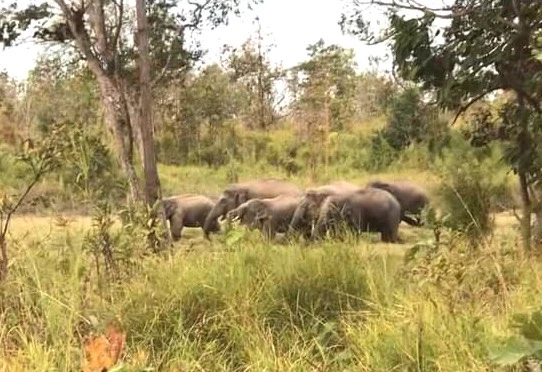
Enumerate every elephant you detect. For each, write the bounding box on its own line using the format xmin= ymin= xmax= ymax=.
xmin=203 ymin=179 xmax=303 ymax=237
xmin=162 ymin=194 xmax=220 ymax=240
xmin=366 ymin=180 xmax=430 ymax=226
xmin=313 ymin=187 xmax=402 ymax=243
xmin=288 ymin=181 xmax=363 ymax=239
xmin=227 ymin=194 xmax=304 ymax=240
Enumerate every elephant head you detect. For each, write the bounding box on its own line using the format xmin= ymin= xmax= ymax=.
xmin=228 ymin=199 xmax=270 ymax=229
xmin=288 ymin=190 xmax=331 ymax=237
xmin=203 ymin=186 xmax=250 ymax=234
xmin=367 ymin=179 xmax=429 ymax=226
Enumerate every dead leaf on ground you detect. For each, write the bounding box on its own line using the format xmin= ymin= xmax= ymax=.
xmin=82 ymin=322 xmax=126 ymax=372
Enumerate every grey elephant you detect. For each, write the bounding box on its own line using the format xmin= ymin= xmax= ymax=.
xmin=288 ymin=181 xmax=362 ymax=239
xmin=227 ymin=195 xmax=304 ymax=240
xmin=366 ymin=180 xmax=429 ymax=226
xmin=313 ymin=187 xmax=402 ymax=243
xmin=203 ymin=179 xmax=303 ymax=237
xmin=163 ymin=194 xmax=220 ymax=240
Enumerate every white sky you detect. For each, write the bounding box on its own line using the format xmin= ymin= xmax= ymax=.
xmin=0 ymin=0 xmax=395 ymax=81
xmin=0 ymin=0 xmax=455 ymax=81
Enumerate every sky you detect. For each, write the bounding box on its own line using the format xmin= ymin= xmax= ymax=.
xmin=0 ymin=0 xmax=395 ymax=82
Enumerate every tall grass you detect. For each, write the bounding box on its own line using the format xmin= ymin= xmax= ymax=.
xmin=0 ymin=215 xmax=539 ymax=371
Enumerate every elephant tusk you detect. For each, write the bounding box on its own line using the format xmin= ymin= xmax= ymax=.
xmin=231 ymin=215 xmax=240 ymax=222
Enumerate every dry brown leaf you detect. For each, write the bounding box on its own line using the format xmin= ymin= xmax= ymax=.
xmin=82 ymin=322 xmax=126 ymax=372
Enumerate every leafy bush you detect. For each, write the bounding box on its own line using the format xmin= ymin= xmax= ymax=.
xmin=434 ymin=142 xmax=510 ymax=244
xmin=490 ymin=310 xmax=542 ymax=367
xmin=366 ymin=131 xmax=399 ymax=171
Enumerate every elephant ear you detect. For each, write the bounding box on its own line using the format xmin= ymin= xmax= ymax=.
xmin=235 ymin=189 xmax=249 ymax=206
xmin=306 ymin=191 xmax=329 ymax=207
xmin=369 ymin=180 xmax=390 ymax=190
xmin=252 ymin=201 xmax=269 ymax=222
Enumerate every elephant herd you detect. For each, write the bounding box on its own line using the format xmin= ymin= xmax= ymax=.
xmin=161 ymin=178 xmax=430 ymax=244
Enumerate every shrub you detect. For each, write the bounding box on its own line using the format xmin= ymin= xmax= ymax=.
xmin=366 ymin=131 xmax=399 ymax=171
xmin=435 ymin=142 xmax=509 ymax=244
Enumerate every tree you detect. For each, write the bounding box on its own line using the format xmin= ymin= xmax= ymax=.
xmin=0 ymin=71 xmax=19 ymax=146
xmin=154 ymin=64 xmax=243 ymax=166
xmin=354 ymin=71 xmax=396 ymax=120
xmin=0 ymin=0 xmax=260 ymax=204
xmin=224 ymin=20 xmax=284 ymax=130
xmin=289 ymin=39 xmax=358 ymax=132
xmin=341 ymin=0 xmax=542 ymax=251
xmin=135 ymin=0 xmax=160 ymax=208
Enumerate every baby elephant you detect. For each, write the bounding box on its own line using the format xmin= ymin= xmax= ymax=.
xmin=314 ymin=187 xmax=402 ymax=243
xmin=162 ymin=194 xmax=220 ymax=241
xmin=227 ymin=195 xmax=303 ymax=240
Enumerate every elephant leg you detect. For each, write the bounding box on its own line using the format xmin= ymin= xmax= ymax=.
xmin=204 ymin=219 xmax=221 ymax=239
xmin=171 ymin=226 xmax=183 ymax=241
xmin=267 ymin=220 xmax=279 ymax=241
xmin=313 ymin=218 xmax=328 ymax=240
xmin=381 ymin=226 xmax=399 ymax=243
xmin=263 ymin=227 xmax=276 ymax=241
xmin=170 ymin=213 xmax=184 ymax=241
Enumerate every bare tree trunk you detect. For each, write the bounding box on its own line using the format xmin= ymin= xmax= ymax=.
xmin=125 ymin=91 xmax=146 ymax=167
xmin=529 ymin=185 xmax=542 ymax=250
xmin=517 ymin=99 xmax=533 ymax=252
xmin=135 ymin=0 xmax=170 ymax=248
xmin=518 ymin=169 xmax=532 ymax=251
xmin=135 ymin=0 xmax=161 ymax=206
xmin=96 ymin=74 xmax=143 ymax=203
xmin=0 ymin=236 xmax=7 ymax=282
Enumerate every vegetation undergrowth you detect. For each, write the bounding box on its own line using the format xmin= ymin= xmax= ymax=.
xmin=0 ymin=211 xmax=538 ymax=371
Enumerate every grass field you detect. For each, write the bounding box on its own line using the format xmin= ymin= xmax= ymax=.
xmin=1 ymin=206 xmax=533 ymax=371
xmin=0 ymin=161 xmax=537 ymax=371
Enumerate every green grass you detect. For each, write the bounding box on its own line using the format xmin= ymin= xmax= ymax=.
xmin=0 ymin=197 xmax=535 ymax=371
xmin=0 ymin=151 xmax=533 ymax=371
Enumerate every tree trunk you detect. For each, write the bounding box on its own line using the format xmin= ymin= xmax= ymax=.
xmin=95 ymin=74 xmax=143 ymax=203
xmin=136 ymin=0 xmax=161 ymax=206
xmin=135 ymin=0 xmax=170 ymax=248
xmin=0 ymin=236 xmax=8 ymax=282
xmin=517 ymin=99 xmax=533 ymax=252
xmin=529 ymin=185 xmax=542 ymax=251
xmin=518 ymin=169 xmax=532 ymax=251
xmin=125 ymin=91 xmax=146 ymax=167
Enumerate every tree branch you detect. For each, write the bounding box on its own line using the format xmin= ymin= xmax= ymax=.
xmin=352 ymin=0 xmax=472 ymax=19
xmin=53 ymin=0 xmax=104 ymax=75
xmin=151 ymin=0 xmax=212 ymax=87
xmin=88 ymin=0 xmax=111 ymax=61
xmin=111 ymin=0 xmax=124 ymax=57
xmin=451 ymin=88 xmax=498 ymax=125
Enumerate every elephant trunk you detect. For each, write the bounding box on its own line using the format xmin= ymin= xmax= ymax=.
xmin=203 ymin=204 xmax=225 ymax=236
xmin=288 ymin=201 xmax=311 ymax=238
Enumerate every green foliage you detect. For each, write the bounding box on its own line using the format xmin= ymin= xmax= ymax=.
xmin=490 ymin=311 xmax=542 ymax=366
xmin=434 ymin=142 xmax=511 ymax=244
xmin=381 ymin=86 xmax=426 ymax=150
xmin=56 ymin=122 xmax=126 ymax=201
xmin=289 ymin=39 xmax=358 ymax=132
xmin=378 ymin=85 xmax=451 ymax=154
xmin=354 ymin=72 xmax=396 ymax=120
xmin=156 ymin=64 xmax=244 ymax=166
xmin=0 ymin=0 xmax=260 ymax=88
xmin=367 ymin=132 xmax=399 ymax=171
xmin=224 ymin=34 xmax=284 ymax=129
